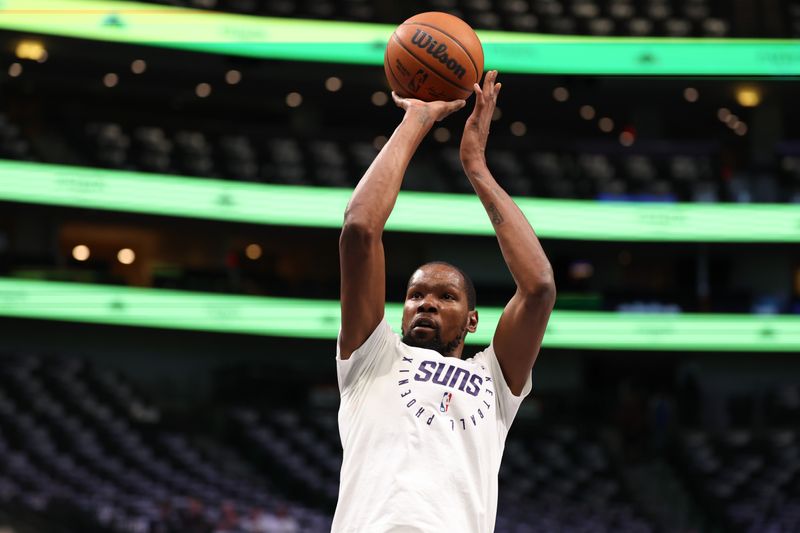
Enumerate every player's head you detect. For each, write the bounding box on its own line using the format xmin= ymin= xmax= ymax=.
xmin=401 ymin=261 xmax=478 ymax=358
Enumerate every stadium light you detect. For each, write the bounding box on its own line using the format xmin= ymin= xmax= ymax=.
xmin=1 ymin=159 xmax=799 ymax=242
xmin=736 ymin=87 xmax=762 ymax=107
xmin=0 ymin=0 xmax=799 ymax=76
xmin=15 ymin=39 xmax=47 ymax=62
xmin=0 ymin=278 xmax=798 ymax=352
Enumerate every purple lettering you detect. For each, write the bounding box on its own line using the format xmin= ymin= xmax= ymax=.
xmin=414 ymin=360 xmax=437 ymax=382
xmin=465 ymin=374 xmax=484 ymax=397
xmin=471 ymin=415 xmax=477 ymax=426
xmin=402 ymin=356 xmax=413 ymax=364
xmin=449 ymin=367 xmax=471 ymax=391
xmin=432 ymin=363 xmax=455 ymax=386
xmin=398 ymin=378 xmax=409 ymax=386
xmin=483 ymin=400 xmax=491 ymax=409
xmin=415 ymin=407 xmax=425 ymax=418
xmin=407 ymin=399 xmax=416 ymax=408
xmin=400 ymin=389 xmax=412 ymax=398
xmin=427 ymin=415 xmax=435 ymax=425
xmin=478 ymin=409 xmax=484 ymax=419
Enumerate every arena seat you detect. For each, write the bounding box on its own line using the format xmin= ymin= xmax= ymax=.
xmin=678 ymin=429 xmax=800 ymax=533
xmin=0 ymin=354 xmax=320 ymax=532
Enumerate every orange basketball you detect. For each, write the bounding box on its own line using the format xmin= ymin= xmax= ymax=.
xmin=384 ymin=12 xmax=484 ymax=102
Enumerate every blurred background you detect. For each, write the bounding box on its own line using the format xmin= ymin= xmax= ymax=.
xmin=0 ymin=0 xmax=799 ymax=532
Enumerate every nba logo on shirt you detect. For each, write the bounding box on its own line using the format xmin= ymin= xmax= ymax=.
xmin=440 ymin=392 xmax=453 ymax=413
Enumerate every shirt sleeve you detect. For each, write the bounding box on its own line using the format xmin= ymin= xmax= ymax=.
xmin=336 ymin=318 xmax=396 ymax=395
xmin=477 ymin=345 xmax=532 ymax=434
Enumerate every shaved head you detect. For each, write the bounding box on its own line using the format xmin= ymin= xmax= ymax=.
xmin=409 ymin=261 xmax=476 ymax=310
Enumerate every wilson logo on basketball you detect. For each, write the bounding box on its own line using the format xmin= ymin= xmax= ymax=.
xmin=409 ymin=29 xmax=467 ymax=80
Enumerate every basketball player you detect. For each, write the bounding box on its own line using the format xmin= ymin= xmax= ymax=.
xmin=334 ymin=70 xmax=555 ymax=532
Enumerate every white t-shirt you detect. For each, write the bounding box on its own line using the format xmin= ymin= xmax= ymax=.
xmin=332 ymin=319 xmax=532 ymax=533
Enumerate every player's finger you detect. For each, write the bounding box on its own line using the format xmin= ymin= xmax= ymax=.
xmin=391 ymin=91 xmax=405 ymax=108
xmin=473 ymin=83 xmax=484 ymax=105
xmin=484 ymin=70 xmax=496 ymax=93
xmin=444 ymin=99 xmax=466 ymax=115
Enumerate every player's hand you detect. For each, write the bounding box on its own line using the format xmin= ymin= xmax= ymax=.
xmin=460 ymin=70 xmax=501 ymax=168
xmin=392 ymin=92 xmax=466 ymax=124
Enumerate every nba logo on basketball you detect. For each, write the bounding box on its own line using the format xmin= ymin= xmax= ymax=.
xmin=409 ymin=69 xmax=428 ymax=93
xmin=440 ymin=392 xmax=453 ymax=413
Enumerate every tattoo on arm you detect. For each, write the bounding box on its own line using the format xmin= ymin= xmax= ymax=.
xmin=487 ymin=202 xmax=504 ymax=225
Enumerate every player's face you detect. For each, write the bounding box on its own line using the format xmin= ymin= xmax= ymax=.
xmin=401 ymin=264 xmax=477 ymax=357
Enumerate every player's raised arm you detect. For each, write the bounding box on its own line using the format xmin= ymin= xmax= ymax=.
xmin=459 ymin=70 xmax=556 ymax=394
xmin=339 ymin=94 xmax=465 ymax=359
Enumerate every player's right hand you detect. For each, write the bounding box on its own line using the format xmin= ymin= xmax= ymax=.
xmin=392 ymin=92 xmax=466 ymax=123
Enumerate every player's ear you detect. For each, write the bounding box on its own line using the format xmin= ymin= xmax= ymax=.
xmin=467 ymin=310 xmax=478 ymax=333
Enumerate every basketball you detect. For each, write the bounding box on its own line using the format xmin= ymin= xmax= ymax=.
xmin=384 ymin=12 xmax=484 ymax=102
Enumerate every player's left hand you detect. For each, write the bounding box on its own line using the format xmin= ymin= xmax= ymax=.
xmin=460 ymin=70 xmax=501 ymax=168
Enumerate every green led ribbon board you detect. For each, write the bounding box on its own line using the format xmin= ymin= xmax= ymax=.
xmin=1 ymin=278 xmax=799 ymax=351
xmin=1 ymin=159 xmax=799 ymax=242
xmin=2 ymin=0 xmax=800 ymax=75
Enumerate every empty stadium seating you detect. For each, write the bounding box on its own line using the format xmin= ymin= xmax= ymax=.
xmin=0 ymin=111 xmax=793 ymax=203
xmin=679 ymin=429 xmax=800 ymax=533
xmin=497 ymin=428 xmax=655 ymax=533
xmin=428 ymin=0 xmax=734 ymax=36
xmin=0 ymin=354 xmax=323 ymax=532
xmin=141 ymin=0 xmax=379 ymax=22
xmin=132 ymin=0 xmax=795 ymax=37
